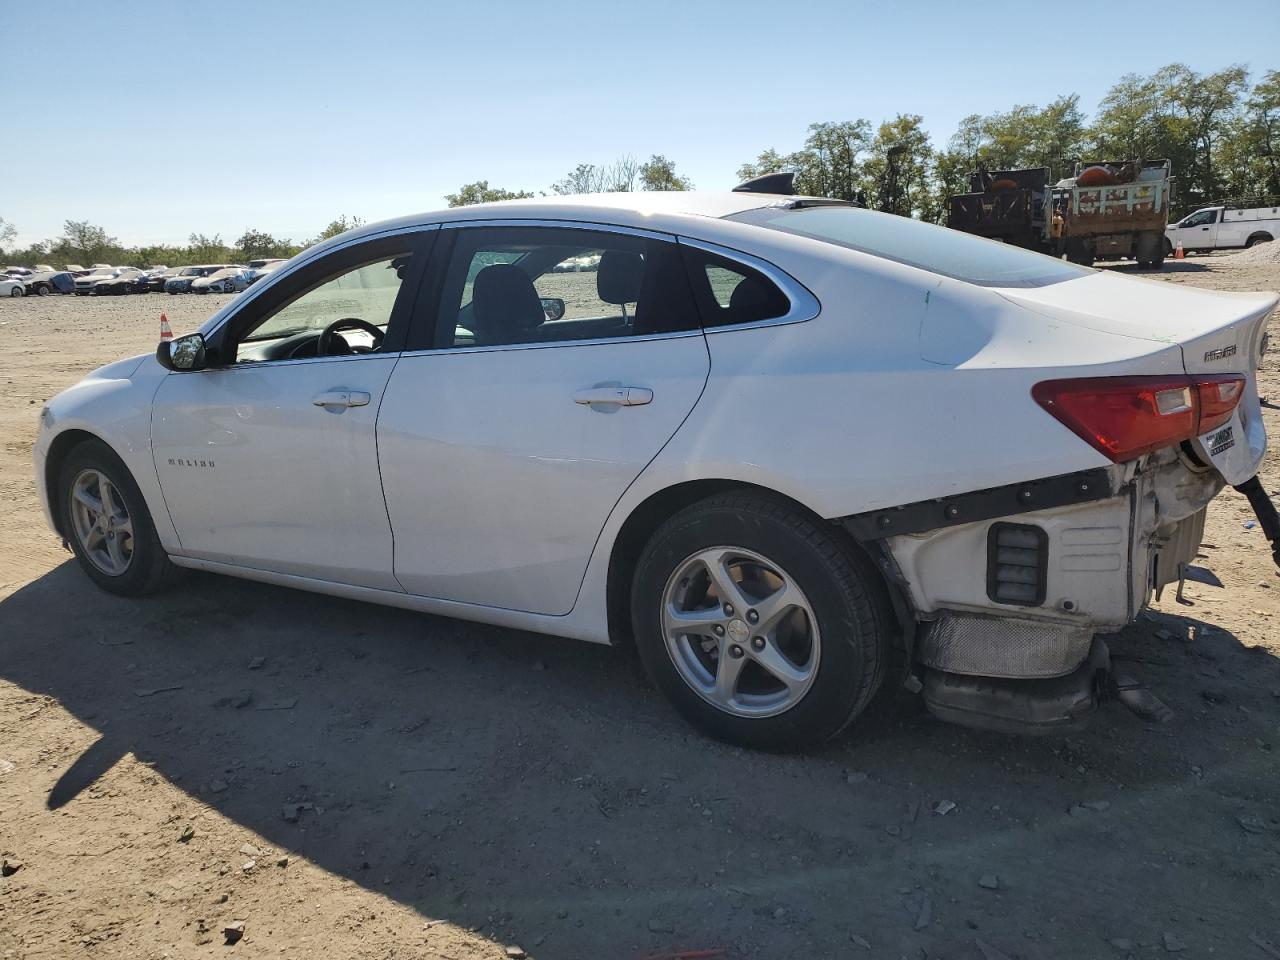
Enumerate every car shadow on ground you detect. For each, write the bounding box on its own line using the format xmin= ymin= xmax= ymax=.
xmin=2 ymin=562 xmax=1279 ymax=959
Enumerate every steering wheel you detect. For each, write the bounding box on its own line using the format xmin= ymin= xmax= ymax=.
xmin=316 ymin=317 xmax=385 ymax=356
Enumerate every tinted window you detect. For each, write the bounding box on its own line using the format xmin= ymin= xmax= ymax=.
xmin=730 ymin=206 xmax=1089 ymax=288
xmin=681 ymin=247 xmax=791 ymax=328
xmin=435 ymin=227 xmax=699 ymax=349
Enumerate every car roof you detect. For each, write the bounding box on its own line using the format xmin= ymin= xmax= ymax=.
xmin=317 ymin=191 xmax=785 ymax=251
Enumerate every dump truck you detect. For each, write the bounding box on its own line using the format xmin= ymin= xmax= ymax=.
xmin=1054 ymin=159 xmax=1173 ymax=268
xmin=946 ymin=167 xmax=1054 ymax=253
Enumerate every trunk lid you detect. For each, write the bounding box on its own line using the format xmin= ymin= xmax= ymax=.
xmin=999 ymin=272 xmax=1276 ymax=483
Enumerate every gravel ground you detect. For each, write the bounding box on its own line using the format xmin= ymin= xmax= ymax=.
xmin=1 ymin=263 xmax=1279 ymax=960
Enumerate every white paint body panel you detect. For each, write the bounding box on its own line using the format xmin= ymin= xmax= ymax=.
xmin=32 ymin=192 xmax=1277 ymax=654
xmin=150 ymin=355 xmax=400 ymax=590
xmin=379 ymin=334 xmax=709 ymax=615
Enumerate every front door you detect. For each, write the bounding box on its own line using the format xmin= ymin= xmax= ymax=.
xmin=151 ymin=232 xmax=430 ymax=589
xmin=1181 ymin=209 xmax=1219 ymax=250
xmin=378 ymin=224 xmax=710 ymax=615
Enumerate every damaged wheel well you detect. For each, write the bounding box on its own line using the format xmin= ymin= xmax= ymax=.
xmin=605 ymin=479 xmax=910 ymax=647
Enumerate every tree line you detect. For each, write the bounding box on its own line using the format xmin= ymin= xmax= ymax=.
xmin=0 ymin=216 xmax=364 ymax=271
xmin=3 ymin=62 xmax=1275 ymax=268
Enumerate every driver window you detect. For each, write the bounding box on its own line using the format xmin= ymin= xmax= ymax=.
xmin=235 ymin=254 xmax=411 ymax=363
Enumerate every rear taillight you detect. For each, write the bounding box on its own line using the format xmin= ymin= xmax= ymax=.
xmin=1032 ymin=374 xmax=1246 ymax=462
xmin=1197 ymin=376 xmax=1245 ymax=433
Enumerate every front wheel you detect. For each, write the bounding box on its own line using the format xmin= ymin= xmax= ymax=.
xmin=59 ymin=439 xmax=179 ymax=596
xmin=631 ymin=493 xmax=892 ymax=750
xmin=8 ymin=285 xmax=23 ymax=297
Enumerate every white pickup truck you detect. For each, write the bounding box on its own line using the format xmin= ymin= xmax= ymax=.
xmin=1165 ymin=204 xmax=1280 ymax=254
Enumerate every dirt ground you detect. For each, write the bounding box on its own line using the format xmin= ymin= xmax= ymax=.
xmin=2 ymin=259 xmax=1279 ymax=960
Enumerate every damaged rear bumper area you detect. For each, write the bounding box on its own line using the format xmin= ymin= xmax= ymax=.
xmin=838 ymin=450 xmax=1270 ymax=734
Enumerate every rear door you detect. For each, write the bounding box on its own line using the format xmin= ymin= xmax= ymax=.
xmin=377 ymin=223 xmax=709 ymax=615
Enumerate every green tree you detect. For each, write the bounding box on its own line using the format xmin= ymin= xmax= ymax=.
xmin=735 ymin=148 xmax=789 ymax=183
xmin=862 ymin=114 xmax=933 ymax=217
xmin=551 ymin=162 xmax=604 ymax=194
xmin=1158 ymin=63 xmax=1248 ymax=202
xmin=234 ymin=228 xmax=295 ymax=261
xmin=736 ymin=122 xmax=871 ymax=200
xmin=0 ymin=216 xmax=16 ymax=255
xmin=307 ymin=215 xmax=365 ymax=246
xmin=187 ymin=232 xmax=229 ymax=263
xmin=550 ymin=157 xmax=641 ymax=194
xmin=58 ymin=220 xmax=119 ymax=265
xmin=1211 ymin=69 xmax=1279 ymax=201
xmin=445 ymin=181 xmax=536 ymax=207
xmin=638 ymin=155 xmax=692 ymax=191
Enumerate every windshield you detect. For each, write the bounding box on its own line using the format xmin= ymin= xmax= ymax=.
xmin=729 ymin=206 xmax=1090 ymax=288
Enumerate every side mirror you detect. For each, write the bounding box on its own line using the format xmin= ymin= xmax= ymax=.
xmin=157 ymin=333 xmax=208 ymax=372
xmin=541 ymin=297 xmax=566 ymax=322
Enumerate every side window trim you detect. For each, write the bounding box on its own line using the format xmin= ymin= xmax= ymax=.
xmin=403 ymin=221 xmax=702 ymax=353
xmin=675 ymin=237 xmax=820 ymax=332
xmin=204 ymin=227 xmax=437 ymax=365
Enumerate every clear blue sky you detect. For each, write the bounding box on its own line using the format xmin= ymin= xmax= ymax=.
xmin=3 ymin=0 xmax=1276 ymax=248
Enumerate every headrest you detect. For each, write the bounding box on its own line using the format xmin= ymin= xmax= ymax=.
xmin=471 ymin=264 xmax=545 ymax=335
xmin=596 ymin=250 xmax=645 ymax=305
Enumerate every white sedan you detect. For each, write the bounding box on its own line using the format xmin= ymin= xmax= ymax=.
xmin=1 ymin=276 xmax=25 ymax=297
xmin=32 ymin=180 xmax=1279 ymax=749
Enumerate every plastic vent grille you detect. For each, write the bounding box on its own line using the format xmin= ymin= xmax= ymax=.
xmin=986 ymin=523 xmax=1047 ymax=606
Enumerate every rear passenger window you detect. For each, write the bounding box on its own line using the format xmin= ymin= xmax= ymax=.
xmin=433 ymin=227 xmax=701 ymax=349
xmin=682 ymin=248 xmax=792 ymax=328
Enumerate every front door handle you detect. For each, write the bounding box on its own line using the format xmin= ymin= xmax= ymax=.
xmin=572 ymin=386 xmax=653 ymax=407
xmin=312 ymin=390 xmax=371 ymax=408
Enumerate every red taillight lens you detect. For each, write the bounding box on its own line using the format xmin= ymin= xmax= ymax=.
xmin=1198 ymin=375 xmax=1246 ymax=433
xmin=1033 ymin=374 xmax=1246 ymax=462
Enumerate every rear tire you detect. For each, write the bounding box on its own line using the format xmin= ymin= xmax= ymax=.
xmin=59 ymin=439 xmax=179 ymax=596
xmin=1246 ymin=233 xmax=1272 ymax=249
xmin=631 ymin=493 xmax=893 ymax=750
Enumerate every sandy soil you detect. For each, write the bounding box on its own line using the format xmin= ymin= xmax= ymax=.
xmin=1 ymin=262 xmax=1279 ymax=960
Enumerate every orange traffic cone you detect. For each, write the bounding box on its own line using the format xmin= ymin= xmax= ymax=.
xmin=1174 ymin=239 xmax=1185 ymax=260
xmin=159 ymin=312 xmax=173 ymax=340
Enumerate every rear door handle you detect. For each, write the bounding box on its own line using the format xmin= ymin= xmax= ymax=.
xmin=312 ymin=390 xmax=371 ymax=408
xmin=572 ymin=386 xmax=653 ymax=407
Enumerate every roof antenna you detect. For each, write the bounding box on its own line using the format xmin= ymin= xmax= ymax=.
xmin=732 ymin=172 xmax=796 ymax=195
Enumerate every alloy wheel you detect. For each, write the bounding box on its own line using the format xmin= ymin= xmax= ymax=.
xmin=69 ymin=469 xmax=134 ymax=576
xmin=661 ymin=546 xmax=820 ymax=718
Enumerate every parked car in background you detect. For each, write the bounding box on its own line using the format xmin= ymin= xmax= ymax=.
xmin=3 ymin=267 xmax=33 ymax=279
xmin=165 ymin=265 xmax=230 ymax=294
xmin=88 ymin=268 xmax=144 ymax=296
xmin=245 ymin=258 xmax=287 ymax=285
xmin=140 ymin=267 xmax=182 ymax=293
xmin=64 ymin=264 xmax=86 ymax=273
xmin=192 ymin=267 xmax=252 ymax=294
xmin=32 ymin=182 xmax=1279 ymax=749
xmin=1165 ymin=203 xmax=1280 ymax=254
xmin=22 ymin=270 xmax=76 ymax=296
xmin=0 ymin=276 xmax=25 ymax=297
xmin=125 ymin=266 xmax=168 ymax=293
xmin=74 ymin=268 xmax=119 ymax=295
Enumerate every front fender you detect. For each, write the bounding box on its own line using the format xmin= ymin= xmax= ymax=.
xmin=35 ymin=355 xmax=177 ymax=550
